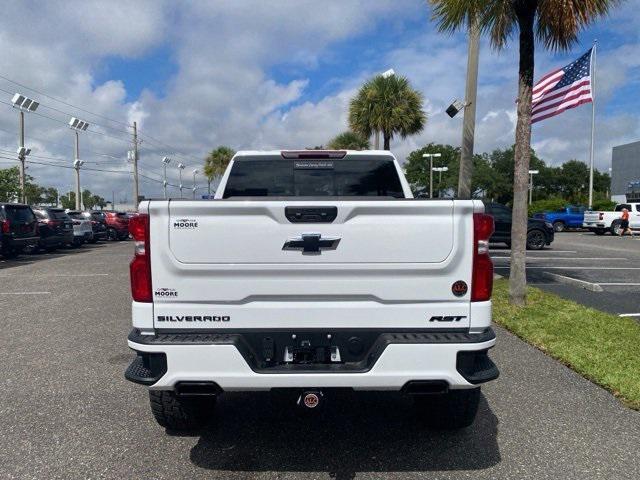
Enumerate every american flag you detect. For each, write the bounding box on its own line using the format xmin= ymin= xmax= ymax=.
xmin=531 ymin=48 xmax=593 ymax=124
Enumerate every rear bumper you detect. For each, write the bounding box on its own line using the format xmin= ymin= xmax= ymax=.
xmin=2 ymin=235 xmax=39 ymax=250
xmin=126 ymin=328 xmax=498 ymax=391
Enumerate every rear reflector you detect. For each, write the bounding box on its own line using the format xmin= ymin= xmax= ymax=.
xmin=471 ymin=213 xmax=494 ymax=302
xmin=129 ymin=213 xmax=152 ymax=302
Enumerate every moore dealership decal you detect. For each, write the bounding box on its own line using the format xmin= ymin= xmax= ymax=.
xmin=173 ymin=218 xmax=198 ymax=229
xmin=155 ymin=288 xmax=178 ymax=298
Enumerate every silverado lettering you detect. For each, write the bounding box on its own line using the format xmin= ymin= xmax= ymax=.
xmin=157 ymin=315 xmax=230 ymax=322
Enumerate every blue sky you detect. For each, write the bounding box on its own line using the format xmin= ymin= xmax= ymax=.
xmin=0 ymin=1 xmax=638 ymax=201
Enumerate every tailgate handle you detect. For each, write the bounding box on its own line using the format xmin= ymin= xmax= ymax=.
xmin=285 ymin=206 xmax=337 ymax=223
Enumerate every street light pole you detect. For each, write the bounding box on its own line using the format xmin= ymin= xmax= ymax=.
xmin=192 ymin=169 xmax=199 ymax=199
xmin=422 ymin=153 xmax=441 ymax=198
xmin=18 ymin=110 xmax=25 ymax=203
xmin=162 ymin=157 xmax=171 ymax=199
xmin=177 ymin=163 xmax=185 ymax=198
xmin=68 ymin=117 xmax=89 ymax=210
xmin=528 ymin=170 xmax=539 ymax=205
xmin=11 ymin=93 xmax=38 ymax=203
xmin=74 ymin=131 xmax=83 ymax=210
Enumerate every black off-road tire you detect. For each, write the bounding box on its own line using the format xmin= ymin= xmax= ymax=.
xmin=149 ymin=390 xmax=216 ymax=430
xmin=610 ymin=220 xmax=623 ymax=236
xmin=414 ymin=388 xmax=481 ymax=429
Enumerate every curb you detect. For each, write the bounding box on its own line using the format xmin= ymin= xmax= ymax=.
xmin=544 ymin=272 xmax=603 ymax=292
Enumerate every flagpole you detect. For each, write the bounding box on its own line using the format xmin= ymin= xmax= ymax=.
xmin=588 ymin=40 xmax=597 ymax=209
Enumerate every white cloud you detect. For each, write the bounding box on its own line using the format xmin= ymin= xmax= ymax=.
xmin=0 ymin=0 xmax=638 ymax=203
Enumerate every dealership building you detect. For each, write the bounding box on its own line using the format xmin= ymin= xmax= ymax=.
xmin=611 ymin=140 xmax=640 ymax=203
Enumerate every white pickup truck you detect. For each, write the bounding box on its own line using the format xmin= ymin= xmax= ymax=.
xmin=583 ymin=202 xmax=640 ymax=235
xmin=125 ymin=150 xmax=498 ymax=430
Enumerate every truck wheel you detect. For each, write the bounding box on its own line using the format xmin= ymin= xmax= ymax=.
xmin=594 ymin=228 xmax=605 ymax=236
xmin=149 ymin=390 xmax=215 ymax=430
xmin=414 ymin=388 xmax=480 ymax=429
xmin=610 ymin=220 xmax=623 ymax=236
xmin=552 ymin=221 xmax=565 ymax=232
xmin=526 ymin=229 xmax=546 ymax=250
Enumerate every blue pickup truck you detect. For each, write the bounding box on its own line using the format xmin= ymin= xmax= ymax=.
xmin=533 ymin=206 xmax=585 ymax=232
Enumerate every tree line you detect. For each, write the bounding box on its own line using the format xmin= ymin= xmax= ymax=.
xmin=0 ymin=166 xmax=106 ymax=209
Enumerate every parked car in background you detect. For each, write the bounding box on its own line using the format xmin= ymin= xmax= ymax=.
xmin=484 ymin=202 xmax=554 ymax=250
xmin=104 ymin=211 xmax=130 ymax=240
xmin=0 ymin=203 xmax=39 ymax=257
xmin=66 ymin=210 xmax=93 ymax=246
xmin=81 ymin=211 xmax=108 ymax=243
xmin=533 ymin=205 xmax=585 ymax=232
xmin=583 ymin=202 xmax=640 ymax=235
xmin=32 ymin=207 xmax=74 ymax=251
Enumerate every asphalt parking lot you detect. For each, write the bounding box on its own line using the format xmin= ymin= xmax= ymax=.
xmin=1 ymin=241 xmax=639 ymax=479
xmin=491 ymin=232 xmax=640 ymax=318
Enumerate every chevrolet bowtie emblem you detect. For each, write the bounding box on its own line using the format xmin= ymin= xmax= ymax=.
xmin=283 ymin=233 xmax=340 ymax=254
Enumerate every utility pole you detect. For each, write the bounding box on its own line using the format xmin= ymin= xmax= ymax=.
xmin=132 ymin=121 xmax=140 ymax=208
xmin=458 ymin=22 xmax=479 ymax=200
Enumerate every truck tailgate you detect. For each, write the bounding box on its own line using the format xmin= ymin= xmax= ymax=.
xmin=148 ymin=200 xmax=477 ymax=330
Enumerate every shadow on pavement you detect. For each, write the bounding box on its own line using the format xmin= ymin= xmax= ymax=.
xmin=188 ymin=390 xmax=500 ymax=479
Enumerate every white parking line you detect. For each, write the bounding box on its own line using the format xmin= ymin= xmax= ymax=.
xmin=599 ymin=283 xmax=640 ymax=286
xmin=491 ymin=250 xmax=577 ymax=254
xmin=491 ymin=257 xmax=627 ymax=261
xmin=619 ymin=313 xmax=640 ymax=317
xmin=0 ymin=273 xmax=109 ymax=278
xmin=494 ymin=266 xmax=640 ymax=270
xmin=0 ymin=292 xmax=50 ymax=295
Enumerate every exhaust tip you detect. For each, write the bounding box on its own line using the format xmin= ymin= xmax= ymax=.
xmin=174 ymin=381 xmax=222 ymax=397
xmin=401 ymin=380 xmax=449 ymax=395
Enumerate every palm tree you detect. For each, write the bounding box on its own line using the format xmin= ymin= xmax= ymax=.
xmin=430 ymin=0 xmax=618 ymax=305
xmin=327 ymin=131 xmax=370 ymax=150
xmin=203 ymin=146 xmax=235 ymax=196
xmin=349 ymin=74 xmax=426 ymax=150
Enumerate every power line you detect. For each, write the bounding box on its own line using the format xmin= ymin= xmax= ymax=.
xmin=0 ymin=73 xmax=130 ymax=128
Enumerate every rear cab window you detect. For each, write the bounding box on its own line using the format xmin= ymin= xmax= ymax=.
xmin=615 ymin=204 xmax=631 ymax=212
xmin=223 ymin=155 xmax=405 ymax=198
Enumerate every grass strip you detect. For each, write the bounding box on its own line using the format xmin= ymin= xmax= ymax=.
xmin=492 ymin=279 xmax=640 ymax=410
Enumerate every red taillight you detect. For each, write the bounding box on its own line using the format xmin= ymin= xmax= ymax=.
xmin=472 ymin=213 xmax=494 ymax=302
xmin=1 ymin=220 xmax=9 ymax=234
xmin=129 ymin=213 xmax=152 ymax=302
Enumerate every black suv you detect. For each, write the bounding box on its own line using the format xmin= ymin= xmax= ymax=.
xmin=0 ymin=203 xmax=39 ymax=257
xmin=484 ymin=202 xmax=555 ymax=250
xmin=32 ymin=207 xmax=74 ymax=251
